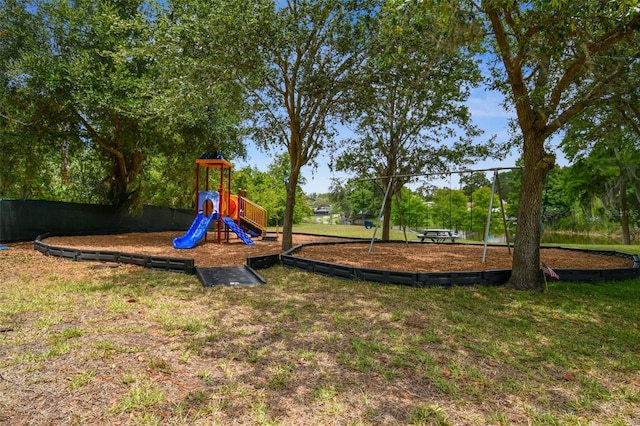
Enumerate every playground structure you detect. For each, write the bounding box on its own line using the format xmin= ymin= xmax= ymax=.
xmin=22 ymin=163 xmax=640 ymax=287
xmin=173 ymin=158 xmax=267 ymax=249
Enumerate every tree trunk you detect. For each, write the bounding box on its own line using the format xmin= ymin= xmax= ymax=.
xmin=382 ymin=200 xmax=391 ymax=241
xmin=110 ymin=148 xmax=143 ymax=207
xmin=381 ymin=193 xmax=392 ymax=241
xmin=395 ymin=192 xmax=409 ymax=243
xmin=281 ymin=167 xmax=300 ymax=251
xmin=620 ymin=177 xmax=630 ymax=245
xmin=505 ymin=134 xmax=553 ymax=292
xmin=75 ymin=111 xmax=143 ymax=206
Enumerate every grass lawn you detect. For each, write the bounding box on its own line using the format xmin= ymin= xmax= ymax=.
xmin=0 ymin=228 xmax=638 ymax=425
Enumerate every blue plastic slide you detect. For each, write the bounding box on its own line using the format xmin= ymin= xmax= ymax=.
xmin=173 ymin=212 xmax=218 ymax=249
xmin=222 ymin=217 xmax=255 ymax=246
xmin=173 ymin=190 xmax=255 ymax=249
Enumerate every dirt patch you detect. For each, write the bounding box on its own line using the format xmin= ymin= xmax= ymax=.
xmin=40 ymin=233 xmax=633 ymax=271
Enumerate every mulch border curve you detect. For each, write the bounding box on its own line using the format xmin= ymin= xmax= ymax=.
xmin=32 ymin=232 xmax=361 ymax=275
xmin=35 ymin=234 xmax=196 ymax=275
xmin=281 ymin=240 xmax=640 ymax=287
xmin=32 ymin=234 xmax=640 ymax=288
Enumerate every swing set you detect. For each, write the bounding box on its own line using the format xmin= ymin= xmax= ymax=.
xmin=361 ymin=167 xmax=520 ymax=262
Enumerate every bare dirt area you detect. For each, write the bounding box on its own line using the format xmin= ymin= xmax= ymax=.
xmin=41 ymin=232 xmax=633 ymax=271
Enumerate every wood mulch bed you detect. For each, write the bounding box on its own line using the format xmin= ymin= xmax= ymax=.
xmin=40 ymin=232 xmax=634 ymax=272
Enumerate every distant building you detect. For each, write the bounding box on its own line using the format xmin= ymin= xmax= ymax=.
xmin=313 ymin=206 xmax=331 ymax=216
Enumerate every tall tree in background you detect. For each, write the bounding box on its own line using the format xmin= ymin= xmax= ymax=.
xmin=3 ymin=0 xmax=162 ymax=206
xmin=329 ymin=179 xmax=380 ymax=223
xmin=1 ymin=0 xmax=254 ymax=207
xmin=475 ymin=0 xmax=639 ymax=291
xmin=148 ymin=0 xmax=266 ymax=208
xmin=328 ymin=179 xmax=354 ymax=221
xmin=336 ymin=0 xmax=490 ymax=240
xmin=233 ymin=154 xmax=311 ymax=227
xmin=497 ymin=168 xmax=522 ymax=218
xmin=539 ymin=167 xmax=572 ymax=228
xmin=469 ymin=186 xmax=503 ymax=236
xmin=562 ymin=101 xmax=640 ymax=244
xmin=0 ymin=0 xmax=47 ymax=197
xmin=246 ymin=0 xmax=378 ymax=250
xmin=429 ymin=188 xmax=468 ymax=230
xmin=460 ymin=172 xmax=491 ymax=198
xmin=391 ymin=187 xmax=427 ymax=230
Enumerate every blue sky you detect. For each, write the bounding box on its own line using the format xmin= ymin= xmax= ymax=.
xmin=235 ymin=86 xmax=565 ymax=194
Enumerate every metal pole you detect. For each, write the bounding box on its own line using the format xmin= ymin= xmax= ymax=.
xmin=482 ymin=171 xmax=497 ymax=263
xmin=495 ymin=169 xmax=511 ymax=255
xmin=449 ymin=178 xmax=452 ymax=230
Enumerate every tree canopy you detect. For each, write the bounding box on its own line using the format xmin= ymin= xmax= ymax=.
xmin=335 ymin=0 xmax=493 ymax=240
xmin=1 ymin=0 xmax=253 ymax=207
xmin=244 ymin=0 xmax=379 ymax=250
xmin=562 ymin=99 xmax=640 ymax=244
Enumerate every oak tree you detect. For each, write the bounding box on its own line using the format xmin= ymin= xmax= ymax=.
xmin=475 ymin=0 xmax=639 ymax=290
xmin=335 ymin=0 xmax=489 ymax=240
xmin=245 ymin=0 xmax=378 ymax=250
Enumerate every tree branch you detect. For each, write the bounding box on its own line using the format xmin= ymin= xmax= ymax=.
xmin=484 ymin=3 xmax=533 ymax=128
xmin=549 ymin=15 xmax=640 ymax=112
xmin=545 ymin=61 xmax=627 ymax=138
xmin=620 ymin=106 xmax=640 ymax=137
xmin=73 ymin=110 xmax=127 ymax=178
xmin=0 ymin=111 xmax=33 ymax=126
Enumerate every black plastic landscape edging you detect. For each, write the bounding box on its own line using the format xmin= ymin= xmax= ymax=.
xmin=32 ymin=233 xmax=640 ymax=288
xmin=35 ymin=234 xmax=195 ymax=274
xmin=30 ymin=232 xmax=363 ymax=279
xmin=247 ymin=253 xmax=281 ymax=270
xmin=547 ymin=246 xmax=640 ymax=283
xmin=281 ymin=240 xmax=640 ymax=287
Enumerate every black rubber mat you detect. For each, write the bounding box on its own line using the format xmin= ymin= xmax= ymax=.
xmin=195 ymin=266 xmax=266 ymax=287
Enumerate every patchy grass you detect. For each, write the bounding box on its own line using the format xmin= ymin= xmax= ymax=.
xmin=280 ymin=222 xmax=411 ymax=240
xmin=0 ymin=244 xmax=638 ymax=425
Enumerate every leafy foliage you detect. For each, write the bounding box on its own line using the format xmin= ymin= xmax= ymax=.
xmin=428 ymin=188 xmax=467 ymax=231
xmin=244 ymin=0 xmax=379 ymax=249
xmin=390 ymin=187 xmax=427 ymax=231
xmin=336 ymin=0 xmax=491 ymax=239
xmin=561 ymin=103 xmax=640 ymax=240
xmin=1 ymin=0 xmax=252 ymax=207
xmin=233 ymin=155 xmax=311 ymax=227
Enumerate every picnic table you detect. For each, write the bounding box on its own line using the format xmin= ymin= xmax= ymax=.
xmin=417 ymin=229 xmax=458 ymax=243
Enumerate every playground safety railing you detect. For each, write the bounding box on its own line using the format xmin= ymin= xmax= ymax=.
xmin=241 ymin=197 xmax=267 ymax=236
